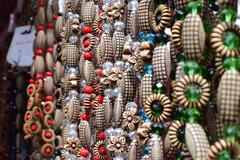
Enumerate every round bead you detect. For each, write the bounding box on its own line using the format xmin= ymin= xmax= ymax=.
xmin=37 ymin=26 xmax=45 ymax=31
xmin=223 ymin=57 xmax=240 ymax=71
xmin=83 ymin=39 xmax=90 ymax=47
xmin=98 ymin=23 xmax=103 ymax=30
xmin=46 ymin=96 xmax=54 ymax=101
xmin=98 ymin=146 xmax=106 ymax=155
xmin=183 ymin=61 xmax=203 ymax=76
xmin=82 ymin=26 xmax=92 ymax=34
xmin=97 ymin=132 xmax=105 ymax=140
xmin=44 ymin=146 xmax=52 ymax=155
xmin=47 ymin=47 xmax=53 ymax=53
xmin=38 ymin=2 xmax=45 ymax=7
xmin=29 ymin=79 xmax=35 ymax=84
xmin=97 ymin=96 xmax=104 ymax=103
xmin=45 ymin=131 xmax=52 ymax=138
xmin=30 ymin=123 xmax=37 ymax=131
xmin=89 ymin=101 xmax=94 ymax=107
xmin=47 ymin=23 xmax=54 ymax=29
xmin=36 ymin=74 xmax=43 ymax=79
xmin=45 ymin=105 xmax=51 ymax=112
xmin=35 ymin=49 xmax=43 ymax=55
xmin=98 ymin=69 xmax=103 ymax=77
xmin=83 ymin=52 xmax=93 ymax=60
xmin=223 ymin=31 xmax=240 ymax=50
xmin=83 ymin=86 xmax=94 ymax=94
xmin=53 ymin=15 xmax=58 ymax=20
xmin=45 ymin=71 xmax=53 ymax=76
xmin=80 ymin=113 xmax=90 ymax=121
xmin=47 ymin=119 xmax=53 ymax=126
xmin=184 ymin=84 xmax=201 ymax=103
xmin=80 ymin=149 xmax=89 ymax=157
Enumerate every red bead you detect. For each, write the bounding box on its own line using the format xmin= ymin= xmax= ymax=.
xmin=80 ymin=149 xmax=89 ymax=157
xmin=45 ymin=71 xmax=53 ymax=77
xmin=93 ymin=157 xmax=100 ymax=160
xmin=83 ymin=39 xmax=90 ymax=47
xmin=80 ymin=113 xmax=90 ymax=121
xmin=98 ymin=23 xmax=103 ymax=30
xmin=36 ymin=74 xmax=43 ymax=79
xmin=47 ymin=119 xmax=53 ymax=126
xmin=82 ymin=26 xmax=92 ymax=34
xmin=29 ymin=79 xmax=35 ymax=84
xmin=99 ymin=12 xmax=104 ymax=18
xmin=44 ymin=146 xmax=52 ymax=155
xmin=37 ymin=26 xmax=45 ymax=31
xmin=45 ymin=105 xmax=51 ymax=112
xmin=30 ymin=124 xmax=37 ymax=131
xmin=45 ymin=95 xmax=53 ymax=101
xmin=35 ymin=110 xmax=41 ymax=117
xmin=53 ymin=15 xmax=58 ymax=20
xmin=38 ymin=98 xmax=42 ymax=103
xmin=38 ymin=2 xmax=45 ymax=7
xmin=97 ymin=132 xmax=105 ymax=140
xmin=47 ymin=23 xmax=54 ymax=29
xmin=98 ymin=69 xmax=103 ymax=77
xmin=98 ymin=146 xmax=106 ymax=155
xmin=89 ymin=101 xmax=94 ymax=107
xmin=83 ymin=86 xmax=94 ymax=94
xmin=28 ymin=88 xmax=33 ymax=94
xmin=97 ymin=96 xmax=104 ymax=104
xmin=47 ymin=47 xmax=53 ymax=53
xmin=35 ymin=49 xmax=43 ymax=55
xmin=45 ymin=131 xmax=52 ymax=138
xmin=25 ymin=113 xmax=31 ymax=120
xmin=83 ymin=52 xmax=93 ymax=60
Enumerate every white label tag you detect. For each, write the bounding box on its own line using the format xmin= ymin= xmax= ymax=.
xmin=7 ymin=25 xmax=35 ymax=67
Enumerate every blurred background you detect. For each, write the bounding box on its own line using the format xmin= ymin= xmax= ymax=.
xmin=0 ymin=0 xmax=35 ymax=159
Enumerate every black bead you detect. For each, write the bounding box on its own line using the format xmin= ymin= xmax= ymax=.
xmin=56 ymin=103 xmax=62 ymax=109
xmin=54 ymin=150 xmax=61 ymax=156
xmin=56 ymin=45 xmax=62 ymax=53
xmin=55 ymin=129 xmax=62 ymax=135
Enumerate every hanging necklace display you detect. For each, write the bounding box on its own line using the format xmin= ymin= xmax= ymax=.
xmin=22 ymin=0 xmax=240 ymax=159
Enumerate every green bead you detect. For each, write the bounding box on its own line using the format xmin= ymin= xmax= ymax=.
xmin=183 ymin=61 xmax=203 ymax=76
xmin=223 ymin=31 xmax=240 ymax=50
xmin=172 ymin=107 xmax=185 ymax=120
xmin=176 ymin=53 xmax=186 ymax=62
xmin=155 ymin=33 xmax=168 ymax=45
xmin=186 ymin=1 xmax=202 ymax=14
xmin=152 ymin=82 xmax=165 ymax=94
xmin=218 ymin=8 xmax=237 ymax=23
xmin=154 ymin=0 xmax=166 ymax=5
xmin=183 ymin=108 xmax=201 ymax=123
xmin=223 ymin=57 xmax=240 ymax=71
xmin=216 ymin=150 xmax=231 ymax=160
xmin=224 ymin=124 xmax=240 ymax=143
xmin=33 ymin=4 xmax=38 ymax=10
xmin=184 ymin=84 xmax=201 ymax=103
xmin=151 ymin=100 xmax=163 ymax=116
xmin=176 ymin=153 xmax=184 ymax=160
xmin=175 ymin=9 xmax=187 ymax=20
xmin=152 ymin=123 xmax=164 ymax=136
xmin=208 ymin=0 xmax=216 ymax=5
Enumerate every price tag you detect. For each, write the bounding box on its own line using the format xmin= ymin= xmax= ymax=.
xmin=7 ymin=25 xmax=35 ymax=67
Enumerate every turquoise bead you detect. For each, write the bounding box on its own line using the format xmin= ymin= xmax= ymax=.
xmin=144 ymin=64 xmax=153 ymax=74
